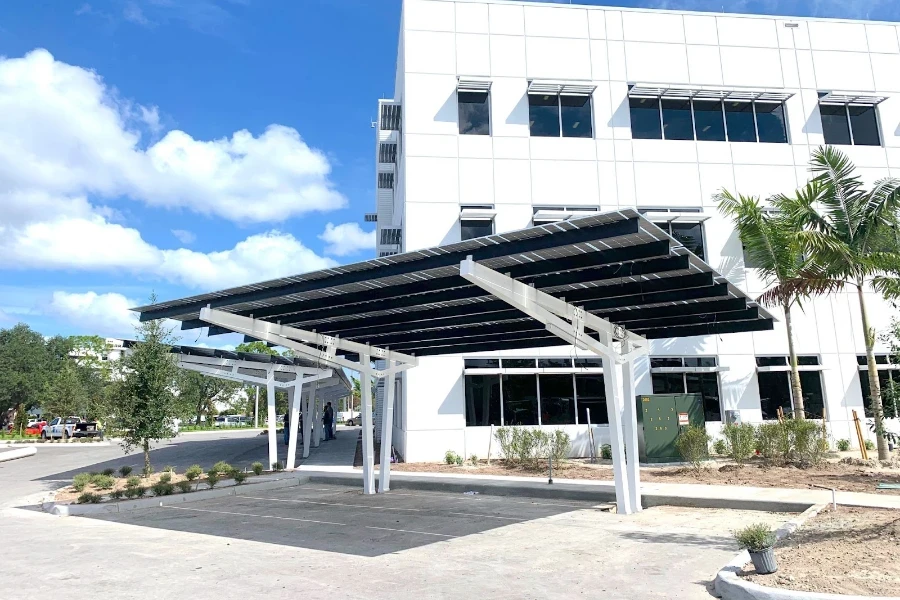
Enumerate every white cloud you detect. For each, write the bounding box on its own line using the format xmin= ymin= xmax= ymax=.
xmin=48 ymin=291 xmax=140 ymax=337
xmin=171 ymin=229 xmax=196 ymax=244
xmin=319 ymin=222 xmax=375 ymax=257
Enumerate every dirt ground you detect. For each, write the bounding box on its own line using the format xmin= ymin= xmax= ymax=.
xmin=743 ymin=506 xmax=900 ymax=596
xmin=391 ymin=456 xmax=900 ymax=495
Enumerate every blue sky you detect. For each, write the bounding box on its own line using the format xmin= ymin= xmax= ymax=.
xmin=0 ymin=0 xmax=896 ymax=345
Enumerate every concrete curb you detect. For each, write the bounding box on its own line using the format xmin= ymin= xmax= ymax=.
xmin=713 ymin=504 xmax=899 ymax=600
xmin=0 ymin=446 xmax=37 ymax=462
xmin=47 ymin=474 xmax=310 ymax=517
xmin=0 ymin=441 xmax=111 ymax=447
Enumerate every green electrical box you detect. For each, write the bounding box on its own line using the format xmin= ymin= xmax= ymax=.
xmin=635 ymin=394 xmax=705 ymax=463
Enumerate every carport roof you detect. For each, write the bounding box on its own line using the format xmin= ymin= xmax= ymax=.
xmin=134 ymin=208 xmax=774 ymax=357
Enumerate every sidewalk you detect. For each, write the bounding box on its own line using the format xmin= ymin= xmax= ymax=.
xmin=295 ymin=467 xmax=900 ymax=512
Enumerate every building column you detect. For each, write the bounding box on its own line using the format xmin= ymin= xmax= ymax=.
xmin=286 ymin=384 xmax=301 ymax=470
xmin=360 ymin=353 xmax=375 ymax=494
xmin=378 ymin=368 xmax=396 ymax=492
xmin=266 ymin=372 xmax=277 ymax=470
xmin=601 ymin=354 xmax=634 ymax=515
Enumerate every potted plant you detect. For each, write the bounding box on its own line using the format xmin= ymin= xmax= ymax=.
xmin=734 ymin=523 xmax=777 ymax=574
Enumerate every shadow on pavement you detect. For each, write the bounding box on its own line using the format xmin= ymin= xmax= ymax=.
xmin=617 ymin=530 xmax=737 ymax=551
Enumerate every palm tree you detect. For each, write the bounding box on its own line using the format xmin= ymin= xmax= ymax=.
xmin=769 ymin=146 xmax=900 ymax=460
xmin=716 ymin=189 xmax=811 ymax=419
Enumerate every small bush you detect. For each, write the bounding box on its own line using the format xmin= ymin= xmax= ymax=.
xmin=142 ymin=464 xmax=153 ymax=477
xmin=163 ymin=465 xmax=175 ymax=474
xmin=72 ymin=473 xmax=92 ymax=492
xmin=233 ymin=471 xmax=248 ymax=485
xmin=126 ymin=476 xmax=141 ymax=488
xmin=469 ymin=454 xmax=478 ymax=466
xmin=712 ymin=438 xmax=728 ymax=456
xmin=77 ymin=492 xmax=102 ymax=504
xmin=494 ymin=427 xmax=570 ymax=468
xmin=101 ymin=467 xmax=116 ymax=477
xmin=600 ymin=444 xmax=612 ymax=460
xmin=151 ymin=481 xmax=174 ymax=496
xmin=110 ymin=489 xmax=124 ymax=500
xmin=675 ymin=425 xmax=710 ymax=472
xmin=135 ymin=486 xmax=147 ymax=498
xmin=251 ymin=461 xmax=264 ymax=476
xmin=722 ymin=423 xmax=756 ymax=465
xmin=213 ymin=461 xmax=233 ymax=474
xmin=734 ymin=523 xmax=775 ymax=552
xmin=271 ymin=461 xmax=283 ymax=472
xmin=837 ymin=438 xmax=851 ymax=452
xmin=159 ymin=472 xmax=172 ymax=484
xmin=206 ymin=469 xmax=220 ymax=488
xmin=549 ymin=430 xmax=571 ymax=465
xmin=118 ymin=465 xmax=133 ymax=477
xmin=124 ymin=486 xmax=140 ymax=499
xmin=91 ymin=474 xmax=115 ymax=490
xmin=865 ymin=439 xmax=875 ymax=451
xmin=444 ymin=450 xmax=461 ymax=465
xmin=755 ymin=422 xmax=788 ymax=465
xmin=185 ymin=465 xmax=203 ymax=481
xmin=176 ymin=480 xmax=193 ymax=493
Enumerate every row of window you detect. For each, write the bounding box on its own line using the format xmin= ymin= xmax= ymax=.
xmin=457 ymin=90 xmax=883 ymax=147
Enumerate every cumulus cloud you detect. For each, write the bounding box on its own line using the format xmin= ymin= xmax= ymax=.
xmin=319 ymin=222 xmax=376 ymax=257
xmin=47 ymin=291 xmax=140 ymax=337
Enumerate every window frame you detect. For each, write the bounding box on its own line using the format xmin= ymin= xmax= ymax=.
xmin=529 ymin=92 xmax=594 ymax=139
xmin=460 ymin=219 xmax=494 ymax=241
xmin=819 ymin=99 xmax=883 ymax=147
xmin=457 ymin=90 xmax=492 ymax=136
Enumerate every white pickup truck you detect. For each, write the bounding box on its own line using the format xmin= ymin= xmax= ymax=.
xmin=41 ymin=417 xmax=101 ymax=440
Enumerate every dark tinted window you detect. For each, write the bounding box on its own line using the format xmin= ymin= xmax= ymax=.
xmin=460 ymin=219 xmax=493 ymax=241
xmin=849 ymin=105 xmax=880 ymax=146
xmin=576 ymin=374 xmax=608 ymax=424
xmin=574 ymin=357 xmax=604 ymax=368
xmin=756 ymin=356 xmax=788 ymax=367
xmin=465 ymin=375 xmax=501 ymax=426
xmin=724 ymin=101 xmax=756 ymax=142
xmin=651 ymin=373 xmax=685 ymax=394
xmin=629 ymin=97 xmax=662 ymax=139
xmin=798 ymin=371 xmax=825 ymax=419
xmin=538 ymin=358 xmax=572 ymax=368
xmin=503 ymin=358 xmax=536 ymax=368
xmin=458 ymin=91 xmax=490 ymax=135
xmin=502 ymin=374 xmax=538 ymax=425
xmin=758 ymin=371 xmax=790 ymax=420
xmin=693 ymin=100 xmax=726 ymax=141
xmin=671 ymin=222 xmax=705 ymax=260
xmin=860 ymin=370 xmax=899 ymax=419
xmin=797 ymin=356 xmax=819 ymax=366
xmin=661 ymin=99 xmax=694 ymax=140
xmin=684 ymin=357 xmax=717 ymax=367
xmin=539 ymin=374 xmax=576 ymax=425
xmin=686 ymin=372 xmax=721 ymax=421
xmin=820 ymin=104 xmax=851 ymax=145
xmin=560 ymin=95 xmax=592 ymax=138
xmin=650 ymin=357 xmax=683 ymax=368
xmin=742 ymin=242 xmax=764 ymax=268
xmin=464 ymin=359 xmax=500 ymax=369
xmin=528 ymin=94 xmax=560 ymax=137
xmin=755 ymin=102 xmax=788 ymax=143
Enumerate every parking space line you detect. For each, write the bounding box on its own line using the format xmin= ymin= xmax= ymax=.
xmin=364 ymin=526 xmax=456 ymax=538
xmin=163 ymin=505 xmax=346 ymax=526
xmin=373 ymin=490 xmax=596 ymax=510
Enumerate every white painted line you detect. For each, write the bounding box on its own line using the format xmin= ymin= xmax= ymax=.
xmin=376 ymin=490 xmax=593 ymax=510
xmin=446 ymin=512 xmax=524 ymax=522
xmin=364 ymin=525 xmax=456 ymax=538
xmin=163 ymin=505 xmax=345 ymax=526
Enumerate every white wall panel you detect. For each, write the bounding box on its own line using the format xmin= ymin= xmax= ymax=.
xmin=613 ymin=139 xmax=633 ymax=161
xmin=614 ymin=161 xmax=636 ymax=206
xmin=404 ymin=30 xmax=456 ymax=74
xmin=455 ymin=2 xmax=488 ymax=34
xmin=489 ymin=35 xmax=526 ymax=77
xmin=812 ymin=51 xmax=874 ymax=91
xmin=403 ymin=73 xmax=458 ymax=135
xmin=405 ymin=133 xmax=458 ymax=157
xmin=590 ymin=40 xmax=609 ymax=81
xmin=595 ymin=140 xmax=615 ymax=162
xmin=622 ymin=11 xmax=685 ymax=44
xmin=494 ymin=203 xmax=533 ymax=233
xmin=792 ymin=22 xmax=811 ymax=50
xmin=458 ymin=134 xmax=492 ymax=159
xmin=871 ymin=54 xmax=900 ymax=92
xmin=525 ymin=37 xmax=591 ymax=80
xmin=632 ymin=139 xmax=697 ymax=163
xmin=718 ymin=355 xmax=763 ymax=414
xmin=489 ymin=79 xmax=529 ymax=137
xmin=404 ymin=157 xmax=459 ymax=203
xmin=878 ymin=97 xmax=900 ymax=149
xmin=523 ymin=5 xmax=588 ymax=38
xmin=866 ymin=24 xmax=900 ymax=54
xmin=492 ymin=136 xmax=530 ymax=158
xmin=888 ymin=148 xmax=900 ymax=169
xmin=458 ymin=158 xmax=495 ymax=205
xmin=529 ymin=137 xmax=596 ymax=161
xmin=625 ymin=41 xmax=689 ymax=83
xmin=698 ymin=163 xmax=736 ymax=206
xmin=716 ymin=16 xmax=778 ymax=48
xmin=607 ymin=41 xmax=627 ymax=81
xmin=779 ymin=49 xmax=800 ymax=88
xmin=696 ymin=141 xmax=733 ymax=164
xmin=456 ymin=33 xmax=490 ymax=76
xmin=733 ymin=164 xmax=797 ymax=197
xmin=808 ymin=21 xmax=868 ymax=52
xmin=841 ymin=146 xmax=888 ymax=169
xmin=488 ymin=2 xmax=524 ymax=36
xmin=597 ymin=161 xmax=618 ymax=204
xmin=404 ymin=0 xmax=455 ymax=32
xmin=605 ymin=10 xmax=623 ymax=40
xmin=730 ymin=143 xmax=794 ymax=166
xmin=493 ymin=159 xmax=531 ymax=204
xmin=687 ymin=45 xmax=723 ymax=85
xmin=720 ymin=47 xmax=783 ymax=87
xmin=775 ymin=19 xmax=794 ymax=49
xmin=795 ymin=49 xmax=817 ymax=88
xmin=587 ymin=9 xmax=606 ymax=40
xmin=531 ymin=160 xmax=599 ymax=203
xmin=684 ymin=14 xmax=718 ymax=45
xmin=633 ymin=162 xmax=702 ymax=205
xmin=404 ymin=201 xmax=460 ymax=250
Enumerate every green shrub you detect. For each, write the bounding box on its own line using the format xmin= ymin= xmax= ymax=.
xmin=600 ymin=444 xmax=612 ymax=460
xmin=271 ymin=461 xmax=283 ymax=472
xmin=72 ymin=473 xmax=92 ymax=493
xmin=124 ymin=486 xmax=139 ymax=499
xmin=151 ymin=481 xmax=174 ymax=496
xmin=142 ymin=464 xmax=153 ymax=477
xmin=675 ymin=425 xmax=710 ymax=472
xmin=77 ymin=492 xmax=102 ymax=504
xmin=101 ymin=468 xmax=116 ymax=477
xmin=91 ymin=474 xmax=115 ymax=490
xmin=865 ymin=439 xmax=875 ymax=451
xmin=233 ymin=471 xmax=248 ymax=485
xmin=185 ymin=465 xmax=203 ymax=481
xmin=494 ymin=427 xmax=569 ymax=468
xmin=837 ymin=439 xmax=851 ymax=452
xmin=733 ymin=523 xmax=776 ymax=552
xmin=118 ymin=465 xmax=133 ymax=477
xmin=755 ymin=422 xmax=788 ymax=465
xmin=548 ymin=430 xmax=571 ymax=465
xmin=251 ymin=461 xmax=264 ymax=476
xmin=213 ymin=461 xmax=233 ymax=474
xmin=444 ymin=450 xmax=461 ymax=465
xmin=176 ymin=480 xmax=193 ymax=493
xmin=159 ymin=472 xmax=172 ymax=484
xmin=110 ymin=489 xmax=124 ymax=500
xmin=126 ymin=476 xmax=141 ymax=488
xmin=712 ymin=438 xmax=728 ymax=456
xmin=163 ymin=465 xmax=175 ymax=474
xmin=206 ymin=469 xmax=220 ymax=488
xmin=135 ymin=486 xmax=147 ymax=498
xmin=789 ymin=419 xmax=827 ymax=465
xmin=722 ymin=423 xmax=756 ymax=465
xmin=469 ymin=454 xmax=478 ymax=466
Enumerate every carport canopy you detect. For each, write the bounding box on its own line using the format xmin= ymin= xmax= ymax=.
xmin=134 ymin=208 xmax=775 ymax=513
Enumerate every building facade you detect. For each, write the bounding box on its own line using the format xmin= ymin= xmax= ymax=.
xmin=373 ymin=0 xmax=900 ymax=462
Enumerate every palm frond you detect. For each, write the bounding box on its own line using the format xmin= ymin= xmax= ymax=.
xmin=756 ymin=275 xmax=847 ymax=308
xmin=808 ymin=146 xmax=864 ymax=240
xmin=871 ymin=276 xmax=900 ymax=300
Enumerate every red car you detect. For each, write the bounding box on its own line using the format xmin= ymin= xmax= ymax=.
xmin=24 ymin=421 xmax=47 ymax=436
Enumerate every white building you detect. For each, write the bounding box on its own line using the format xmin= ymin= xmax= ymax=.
xmin=372 ymin=0 xmax=900 ymax=462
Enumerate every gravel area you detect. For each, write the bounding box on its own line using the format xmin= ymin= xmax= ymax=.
xmin=743 ymin=506 xmax=900 ymax=596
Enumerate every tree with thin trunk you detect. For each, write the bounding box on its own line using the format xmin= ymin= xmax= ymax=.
xmin=767 ymin=146 xmax=900 ymax=460
xmin=112 ymin=300 xmax=181 ymax=474
xmin=716 ymin=189 xmax=814 ymax=419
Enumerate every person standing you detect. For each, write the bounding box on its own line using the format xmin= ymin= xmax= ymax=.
xmin=324 ymin=402 xmax=335 ymax=440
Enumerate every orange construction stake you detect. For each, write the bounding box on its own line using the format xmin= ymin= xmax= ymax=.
xmin=852 ymin=409 xmax=868 ymax=460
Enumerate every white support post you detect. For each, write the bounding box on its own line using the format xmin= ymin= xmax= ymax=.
xmin=254 ymin=386 xmax=259 ymax=429
xmin=601 ymin=350 xmax=633 ymax=514
xmin=360 ymin=352 xmax=376 ymax=495
xmin=286 ymin=384 xmax=301 ymax=470
xmin=620 ymin=346 xmax=642 ymax=513
xmin=266 ymin=371 xmax=277 ymax=471
xmin=378 ymin=366 xmax=396 ymax=493
xmin=313 ymin=395 xmax=322 ymax=448
xmin=303 ymin=386 xmax=314 ymax=459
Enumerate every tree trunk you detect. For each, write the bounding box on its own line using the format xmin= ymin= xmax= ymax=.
xmin=784 ymin=303 xmax=805 ymax=420
xmin=858 ymin=283 xmax=889 ymax=460
xmin=196 ymin=401 xmax=203 ymax=426
xmin=143 ymin=439 xmax=151 ymax=475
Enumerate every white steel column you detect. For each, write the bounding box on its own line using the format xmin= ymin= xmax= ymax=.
xmin=620 ymin=346 xmax=642 ymax=513
xmin=303 ymin=386 xmax=314 ymax=459
xmin=266 ymin=371 xmax=277 ymax=470
xmin=286 ymin=384 xmax=301 ymax=470
xmin=601 ymin=354 xmax=633 ymax=514
xmin=313 ymin=396 xmax=322 ymax=448
xmin=360 ymin=351 xmax=376 ymax=494
xmin=254 ymin=386 xmax=259 ymax=428
xmin=378 ymin=366 xmax=396 ymax=492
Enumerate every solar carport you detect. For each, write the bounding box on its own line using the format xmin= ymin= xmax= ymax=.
xmin=134 ymin=208 xmax=774 ymax=514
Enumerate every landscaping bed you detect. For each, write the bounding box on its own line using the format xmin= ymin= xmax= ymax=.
xmin=742 ymin=506 xmax=900 ymax=596
xmin=390 ymin=457 xmax=900 ymax=495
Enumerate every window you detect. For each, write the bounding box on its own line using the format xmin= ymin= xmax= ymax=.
xmin=461 ymin=220 xmax=493 ymax=241
xmin=686 ymin=373 xmax=722 ymax=422
xmin=724 ymin=101 xmax=757 ymax=142
xmin=576 ymin=374 xmax=608 ymax=424
xmin=756 ymin=356 xmax=787 ymax=367
xmin=502 ymin=375 xmax=539 ymax=425
xmin=652 ymin=373 xmax=685 ymax=394
xmin=820 ymin=99 xmax=881 ymax=146
xmin=650 ymin=357 xmax=683 ymax=368
xmin=651 ymin=366 xmax=722 ymax=421
xmin=538 ymin=358 xmax=573 ymax=368
xmin=529 ymin=93 xmax=593 ymax=138
xmin=661 ymin=99 xmax=694 ymax=140
xmin=655 ymin=221 xmax=705 ymax=260
xmin=858 ymin=359 xmax=900 ymax=419
xmin=539 ymin=374 xmax=576 ymax=425
xmin=742 ymin=242 xmax=764 ymax=269
xmin=683 ymin=357 xmax=717 ymax=368
xmin=503 ymin=358 xmax=536 ymax=368
xmin=630 ymin=96 xmax=787 ymax=143
xmin=629 ymin=97 xmax=662 ymax=139
xmin=757 ymin=370 xmax=825 ymax=419
xmin=574 ymin=357 xmax=604 ymax=368
xmin=464 ymin=358 xmax=500 ymax=369
xmin=458 ymin=91 xmax=490 ymax=135
xmin=465 ymin=375 xmax=501 ymax=426
xmin=693 ymin=100 xmax=726 ymax=141
xmin=755 ymin=102 xmax=788 ymax=143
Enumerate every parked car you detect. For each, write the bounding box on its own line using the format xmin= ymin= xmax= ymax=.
xmin=214 ymin=415 xmax=248 ymax=427
xmin=42 ymin=417 xmax=101 ymax=440
xmin=346 ymin=414 xmax=362 ymax=426
xmin=24 ymin=421 xmax=47 ymax=436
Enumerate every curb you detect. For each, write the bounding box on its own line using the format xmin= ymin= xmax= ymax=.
xmin=0 ymin=446 xmax=37 ymax=462
xmin=0 ymin=441 xmax=112 ymax=447
xmin=177 ymin=428 xmax=264 ymax=436
xmin=46 ymin=474 xmax=310 ymax=516
xmin=712 ymin=504 xmax=899 ymax=600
